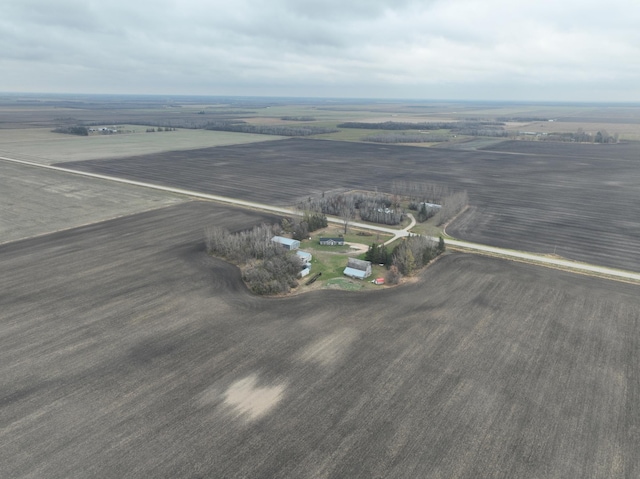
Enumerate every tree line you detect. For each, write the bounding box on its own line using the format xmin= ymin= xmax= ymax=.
xmin=280 ymin=116 xmax=316 ymax=121
xmin=529 ymin=128 xmax=619 ymax=143
xmin=52 ymin=126 xmax=88 ymax=136
xmin=363 ymin=133 xmax=449 ymax=143
xmin=204 ymin=121 xmax=337 ymax=136
xmin=337 ymin=121 xmax=505 ymax=131
xmin=146 ymin=127 xmax=176 ymax=132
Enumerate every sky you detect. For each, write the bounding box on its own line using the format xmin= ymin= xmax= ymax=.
xmin=2 ymin=0 xmax=640 ymax=101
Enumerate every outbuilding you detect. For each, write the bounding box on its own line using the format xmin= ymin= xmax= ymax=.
xmin=343 ymin=258 xmax=372 ymax=279
xmin=271 ymin=236 xmax=300 ymax=251
xmin=296 ymin=250 xmax=312 ymax=263
xmin=299 ymin=267 xmax=311 ymax=278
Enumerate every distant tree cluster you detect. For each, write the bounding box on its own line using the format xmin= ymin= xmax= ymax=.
xmin=363 ymin=133 xmax=449 ymax=143
xmin=280 ymin=116 xmax=316 ymax=121
xmin=146 ymin=127 xmax=176 ymax=132
xmin=389 ymin=235 xmax=445 ymax=278
xmin=204 ymin=120 xmax=337 ymax=136
xmin=52 ymin=126 xmax=88 ymax=136
xmin=497 ymin=117 xmax=550 ymax=122
xmin=281 ymin=211 xmax=328 ymax=241
xmin=303 ymin=194 xmax=356 ymax=233
xmin=391 ymin=181 xmax=468 ymax=225
xmin=304 ymin=192 xmax=405 ymax=227
xmin=357 ymin=196 xmax=404 ymax=226
xmin=338 ymin=121 xmax=453 ymax=130
xmin=530 ymin=128 xmax=619 ymax=143
xmin=339 ymin=120 xmax=511 ymax=139
xmin=392 ymin=180 xmax=451 ymax=205
xmin=364 ymin=243 xmax=391 ymax=266
xmin=338 ymin=121 xmax=504 ymax=131
xmin=456 ymin=127 xmax=510 ymax=137
xmin=415 ymin=203 xmax=438 ymax=222
xmin=204 ymin=224 xmax=302 ymax=295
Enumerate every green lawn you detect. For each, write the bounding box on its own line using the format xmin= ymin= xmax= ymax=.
xmin=297 ymin=228 xmax=394 ymax=290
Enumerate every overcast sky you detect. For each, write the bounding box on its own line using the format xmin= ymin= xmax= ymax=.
xmin=2 ymin=0 xmax=639 ymax=101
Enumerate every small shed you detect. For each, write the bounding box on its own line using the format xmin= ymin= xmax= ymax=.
xmin=299 ymin=267 xmax=311 ymax=278
xmin=343 ymin=258 xmax=372 ymax=279
xmin=271 ymin=236 xmax=300 ymax=251
xmin=372 ymin=277 xmax=385 ymax=285
xmin=319 ymin=237 xmax=345 ymax=246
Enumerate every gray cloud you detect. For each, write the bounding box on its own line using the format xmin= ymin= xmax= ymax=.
xmin=1 ymin=0 xmax=639 ymax=100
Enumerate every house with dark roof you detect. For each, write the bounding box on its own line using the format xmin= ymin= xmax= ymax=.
xmin=319 ymin=237 xmax=344 ymax=246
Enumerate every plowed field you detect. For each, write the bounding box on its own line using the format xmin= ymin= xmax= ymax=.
xmin=1 ymin=202 xmax=638 ymax=478
xmin=57 ymin=138 xmax=640 ymax=270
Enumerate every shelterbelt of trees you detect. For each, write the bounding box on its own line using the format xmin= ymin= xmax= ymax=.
xmin=205 ymin=224 xmax=303 ymax=296
xmin=204 ymin=120 xmax=337 ymax=136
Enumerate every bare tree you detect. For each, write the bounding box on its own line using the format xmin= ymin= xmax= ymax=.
xmin=339 ymin=197 xmax=356 ymax=234
xmin=385 ymin=265 xmax=402 ymax=284
xmin=435 ymin=191 xmax=469 ymax=226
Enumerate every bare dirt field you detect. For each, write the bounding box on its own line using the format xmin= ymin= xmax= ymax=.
xmin=57 ymin=138 xmax=640 ymax=271
xmin=0 ymin=160 xmax=185 ymax=244
xmin=1 ymin=201 xmax=638 ymax=478
xmin=0 ymin=128 xmax=283 ymax=164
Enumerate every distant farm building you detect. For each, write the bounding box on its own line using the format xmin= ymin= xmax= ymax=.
xmin=271 ymin=236 xmax=300 ymax=251
xmin=343 ymin=258 xmax=372 ymax=279
xmin=319 ymin=237 xmax=344 ymax=246
xmin=419 ymin=202 xmax=441 ymax=211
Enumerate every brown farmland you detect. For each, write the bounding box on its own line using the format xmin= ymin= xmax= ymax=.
xmin=57 ymin=138 xmax=640 ymax=271
xmin=1 ymin=201 xmax=639 ymax=478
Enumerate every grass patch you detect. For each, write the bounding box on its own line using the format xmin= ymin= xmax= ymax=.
xmin=306 ymin=252 xmax=349 ymax=281
xmin=325 ymin=278 xmax=365 ymax=291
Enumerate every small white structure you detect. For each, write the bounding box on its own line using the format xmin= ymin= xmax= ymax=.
xmin=343 ymin=258 xmax=372 ymax=279
xmin=419 ymin=202 xmax=441 ymax=210
xmin=296 ymin=250 xmax=312 ymax=263
xmin=271 ymin=236 xmax=300 ymax=251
